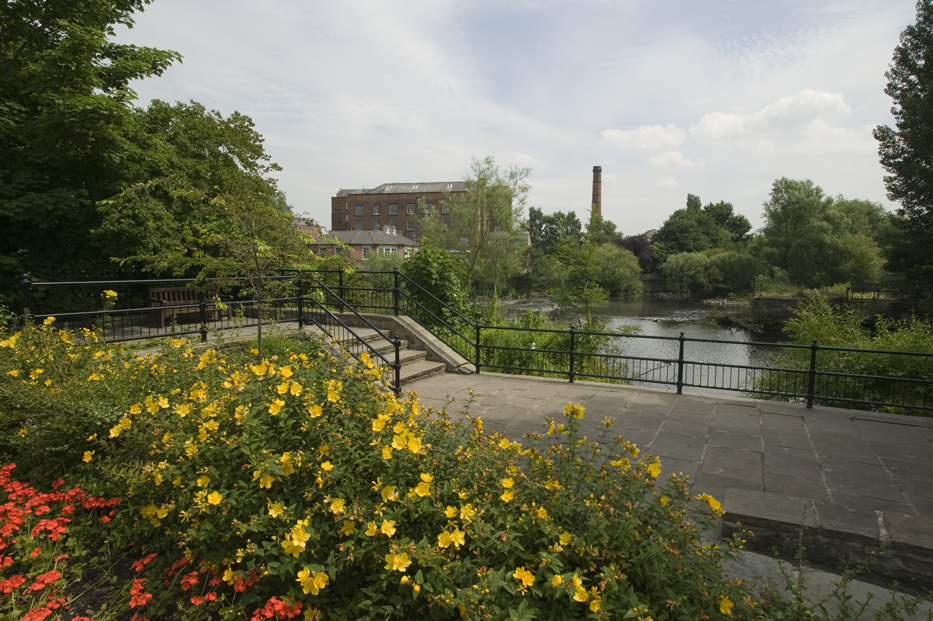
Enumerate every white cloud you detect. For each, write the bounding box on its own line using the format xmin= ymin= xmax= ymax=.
xmin=648 ymin=151 xmax=702 ymax=167
xmin=596 ymin=124 xmax=687 ymax=152
xmin=515 ymin=153 xmax=538 ymax=166
xmin=656 ymin=177 xmax=679 ymax=187
xmin=689 ymin=89 xmax=870 ymax=153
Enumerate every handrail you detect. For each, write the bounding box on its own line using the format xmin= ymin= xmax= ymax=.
xmin=305 ymin=278 xmax=402 ymax=393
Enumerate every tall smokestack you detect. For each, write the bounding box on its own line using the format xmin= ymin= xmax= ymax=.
xmin=592 ymin=166 xmax=602 ymax=216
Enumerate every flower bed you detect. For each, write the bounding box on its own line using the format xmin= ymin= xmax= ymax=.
xmin=0 ymin=320 xmax=762 ymax=620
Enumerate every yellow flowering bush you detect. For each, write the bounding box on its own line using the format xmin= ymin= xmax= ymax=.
xmin=0 ymin=321 xmax=763 ymax=620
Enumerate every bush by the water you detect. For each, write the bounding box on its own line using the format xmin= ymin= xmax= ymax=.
xmin=753 ymin=295 xmax=933 ymax=413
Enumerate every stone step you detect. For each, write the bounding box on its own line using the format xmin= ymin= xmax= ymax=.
xmin=399 ymin=359 xmax=447 ymax=384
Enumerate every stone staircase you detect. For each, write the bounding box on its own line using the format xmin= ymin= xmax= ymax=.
xmin=325 ymin=326 xmax=447 ymax=385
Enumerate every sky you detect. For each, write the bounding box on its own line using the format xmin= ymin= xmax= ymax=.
xmin=115 ymin=0 xmax=918 ymax=235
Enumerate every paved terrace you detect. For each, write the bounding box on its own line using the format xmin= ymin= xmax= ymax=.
xmin=408 ymin=372 xmax=933 ymax=593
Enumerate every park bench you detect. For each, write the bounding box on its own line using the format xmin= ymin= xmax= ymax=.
xmin=148 ymin=287 xmax=229 ymax=327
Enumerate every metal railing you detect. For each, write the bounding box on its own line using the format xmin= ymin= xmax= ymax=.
xmin=18 ymin=273 xmax=402 ymax=393
xmin=16 ymin=272 xmax=933 ymax=413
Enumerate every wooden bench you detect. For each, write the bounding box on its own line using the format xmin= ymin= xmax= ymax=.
xmin=148 ymin=287 xmax=228 ymax=327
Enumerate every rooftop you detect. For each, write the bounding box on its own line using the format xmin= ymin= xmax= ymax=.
xmin=335 ymin=181 xmax=466 ymax=197
xmin=314 ymin=230 xmax=419 ymax=246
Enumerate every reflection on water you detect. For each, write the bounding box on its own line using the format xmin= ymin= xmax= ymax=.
xmin=508 ymin=297 xmax=787 ymax=396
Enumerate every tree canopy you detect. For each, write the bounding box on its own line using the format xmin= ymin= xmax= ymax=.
xmin=874 ymin=0 xmax=933 ymax=282
xmin=420 ymin=156 xmax=529 ymax=295
xmin=755 ymin=178 xmax=887 ymax=287
xmin=0 ymin=0 xmax=181 ymax=294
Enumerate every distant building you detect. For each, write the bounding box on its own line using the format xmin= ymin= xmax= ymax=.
xmin=312 ymin=229 xmax=419 ymax=264
xmin=331 ymin=182 xmax=467 ymax=240
xmin=294 ymin=217 xmax=322 ymax=239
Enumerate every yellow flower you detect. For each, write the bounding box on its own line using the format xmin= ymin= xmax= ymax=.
xmin=551 ymin=575 xmax=563 ymax=587
xmin=268 ymin=502 xmax=285 ymax=518
xmin=559 ymin=532 xmax=572 ymax=545
xmin=197 ymin=475 xmax=211 ymax=487
xmin=382 ymin=445 xmax=393 ymax=460
xmin=659 ymin=495 xmax=670 ymax=506
xmin=6 ymin=370 xmax=18 ymax=377
xmin=536 ymin=507 xmax=547 ymax=519
xmin=720 ymin=596 xmax=734 ymax=615
xmin=460 ymin=504 xmax=475 ymax=522
xmin=391 ymin=433 xmax=408 ymax=450
xmin=381 ymin=486 xmax=398 ymax=502
xmin=129 ymin=403 xmax=142 ymax=415
xmin=372 ymin=414 xmax=390 ymax=432
xmin=29 ymin=368 xmax=43 ymax=380
xmin=437 ymin=531 xmax=452 ymax=549
xmin=413 ymin=481 xmax=431 ymax=497
xmin=365 ymin=521 xmax=378 ymax=536
xmin=473 ymin=417 xmax=484 ymax=433
xmin=268 ymin=399 xmax=285 ymax=415
xmin=279 ymin=365 xmax=293 ymax=378
xmin=500 ymin=477 xmax=514 ymax=488
xmin=103 ymin=290 xmax=118 ymax=299
xmin=259 ymin=474 xmax=273 ymax=489
xmin=699 ymin=493 xmax=722 ymax=513
xmin=250 ymin=362 xmax=268 ymax=376
xmin=449 ymin=529 xmax=465 ymax=548
xmin=563 ymin=402 xmax=585 ymax=419
xmin=308 ymin=404 xmax=322 ymax=418
xmin=43 ymin=316 xmax=56 ymax=325
xmin=384 ymin=552 xmax=411 ymax=572
xmin=326 ymin=379 xmax=341 ymax=402
xmin=297 ymin=568 xmax=328 ymax=595
xmin=277 ymin=381 xmax=290 ymax=395
xmin=513 ymin=567 xmax=534 ymax=587
xmin=444 ymin=506 xmax=457 ymax=518
xmin=420 ymin=472 xmax=433 ymax=483
xmin=339 ymin=519 xmax=355 ymax=536
xmin=408 ymin=435 xmax=422 ymax=453
xmin=500 ymin=490 xmax=513 ymax=502
xmin=290 ymin=382 xmax=302 ymax=396
xmin=589 ymin=599 xmax=600 ymax=613
xmin=175 ymin=403 xmax=192 ymax=417
xmin=207 ymin=491 xmax=222 ymax=505
xmin=381 ymin=520 xmax=396 ymax=537
xmin=82 ymin=451 xmax=94 ymax=463
xmin=87 ymin=373 xmax=103 ymax=381
xmin=573 ymin=587 xmax=588 ymax=602
xmin=330 ymin=498 xmax=346 ymax=515
xmin=646 ymin=458 xmax=662 ymax=478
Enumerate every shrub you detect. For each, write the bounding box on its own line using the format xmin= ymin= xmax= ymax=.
xmin=0 ymin=322 xmax=762 ymax=620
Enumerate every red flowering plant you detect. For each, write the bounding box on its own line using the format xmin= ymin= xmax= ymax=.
xmin=0 ymin=463 xmax=124 ymax=621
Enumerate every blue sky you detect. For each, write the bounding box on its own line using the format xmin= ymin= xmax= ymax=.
xmin=115 ymin=0 xmax=917 ymax=235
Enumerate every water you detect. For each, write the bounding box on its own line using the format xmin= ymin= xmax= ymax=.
xmin=594 ymin=298 xmax=780 ymax=366
xmin=507 ymin=297 xmax=787 ymax=395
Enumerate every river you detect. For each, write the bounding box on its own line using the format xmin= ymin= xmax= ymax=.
xmin=508 ymin=297 xmax=788 ymax=395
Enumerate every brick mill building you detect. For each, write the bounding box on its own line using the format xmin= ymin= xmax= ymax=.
xmin=330 ymin=182 xmax=467 ymax=240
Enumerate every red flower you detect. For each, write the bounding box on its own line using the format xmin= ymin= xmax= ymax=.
xmin=132 ymin=553 xmax=157 ymax=572
xmin=51 ymin=478 xmax=65 ymax=490
xmin=190 ymin=596 xmax=205 ymax=605
xmin=180 ymin=570 xmax=199 ymax=591
xmin=0 ymin=574 xmax=26 ymax=593
xmin=30 ymin=547 xmax=41 ymax=557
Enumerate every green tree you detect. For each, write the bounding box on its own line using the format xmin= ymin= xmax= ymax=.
xmin=400 ymin=239 xmax=467 ymax=322
xmin=874 ymin=0 xmax=933 ymax=282
xmin=0 ymin=0 xmax=180 ymax=296
xmin=527 ymin=207 xmax=583 ymax=254
xmin=420 ymin=156 xmax=529 ymax=295
xmin=98 ymin=101 xmax=283 ymax=269
xmin=659 ymin=252 xmax=713 ymax=298
xmin=709 ymin=252 xmax=765 ymax=294
xmin=586 ymin=210 xmax=623 ymax=246
xmin=592 ymin=244 xmax=643 ymax=298
xmin=757 ymin=178 xmax=886 ymax=287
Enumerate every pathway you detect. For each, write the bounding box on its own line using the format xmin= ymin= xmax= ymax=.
xmin=407 ymin=372 xmax=933 ymax=596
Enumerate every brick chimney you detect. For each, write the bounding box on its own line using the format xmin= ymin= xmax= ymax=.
xmin=592 ymin=166 xmax=602 ymax=216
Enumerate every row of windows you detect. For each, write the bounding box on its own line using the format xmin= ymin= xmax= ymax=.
xmin=354 ymin=219 xmax=450 ymax=231
xmin=354 ymin=203 xmax=450 ymax=216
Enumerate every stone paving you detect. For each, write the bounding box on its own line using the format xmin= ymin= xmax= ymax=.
xmin=407 ymin=372 xmax=933 ymax=592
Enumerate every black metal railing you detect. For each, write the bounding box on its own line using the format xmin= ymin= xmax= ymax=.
xmin=16 ymin=272 xmax=933 ymax=413
xmin=17 ymin=273 xmax=402 ymax=393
